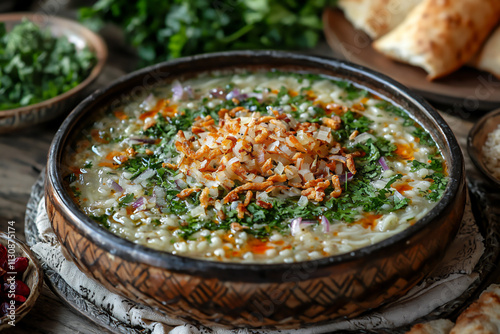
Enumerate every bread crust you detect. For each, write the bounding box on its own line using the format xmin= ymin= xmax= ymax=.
xmin=450 ymin=284 xmax=500 ymax=334
xmin=373 ymin=0 xmax=500 ymax=80
xmin=471 ymin=25 xmax=500 ymax=79
xmin=338 ymin=0 xmax=421 ymax=38
xmin=406 ymin=319 xmax=454 ymax=334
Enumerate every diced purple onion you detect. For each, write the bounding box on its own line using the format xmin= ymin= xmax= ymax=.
xmin=225 ymin=89 xmax=240 ymax=101
xmin=290 ymin=218 xmax=317 ymax=236
xmin=132 ymin=196 xmax=145 ymax=209
xmin=111 ymin=181 xmax=123 ymax=193
xmin=290 ymin=217 xmax=302 ymax=236
xmin=338 ymin=172 xmax=354 ymax=184
xmin=321 ymin=216 xmax=330 ymax=233
xmin=378 ymin=157 xmax=389 ymax=171
xmin=226 ymin=88 xmax=249 ymax=102
xmin=171 ymin=80 xmax=184 ymax=102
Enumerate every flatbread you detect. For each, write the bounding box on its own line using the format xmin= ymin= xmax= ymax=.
xmin=450 ymin=284 xmax=500 ymax=334
xmin=406 ymin=319 xmax=454 ymax=334
xmin=373 ymin=0 xmax=500 ymax=80
xmin=338 ymin=0 xmax=422 ymax=38
xmin=471 ymin=25 xmax=500 ymax=79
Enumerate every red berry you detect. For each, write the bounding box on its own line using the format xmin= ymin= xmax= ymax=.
xmin=2 ymin=280 xmax=30 ymax=297
xmin=0 ymin=245 xmax=6 ymax=267
xmin=13 ymin=280 xmax=29 ymax=297
xmin=12 ymin=257 xmax=28 ymax=276
xmin=12 ymin=294 xmax=26 ymax=304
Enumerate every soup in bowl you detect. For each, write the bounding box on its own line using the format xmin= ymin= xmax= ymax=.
xmin=45 ymin=51 xmax=465 ymax=328
xmin=65 ymin=71 xmax=449 ymax=264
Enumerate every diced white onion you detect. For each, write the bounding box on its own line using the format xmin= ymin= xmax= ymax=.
xmin=297 ymin=196 xmax=308 ymax=207
xmin=274 ymin=161 xmax=285 ymax=175
xmin=352 ymin=132 xmax=376 ymax=144
xmin=253 ymin=176 xmax=265 ymax=183
xmin=191 ymin=205 xmax=205 ymax=217
xmin=267 ymin=140 xmax=280 ymax=153
xmin=280 ymin=144 xmax=293 ymax=156
xmin=134 ymin=169 xmax=155 ymax=184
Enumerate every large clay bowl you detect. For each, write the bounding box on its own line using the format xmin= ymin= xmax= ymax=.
xmin=45 ymin=51 xmax=466 ymax=329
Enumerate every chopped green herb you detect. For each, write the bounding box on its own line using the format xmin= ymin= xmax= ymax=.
xmin=428 ymin=156 xmax=444 ymax=172
xmin=410 ymin=160 xmax=428 ymax=172
xmin=425 ymin=173 xmax=448 ymax=202
xmin=376 ymin=101 xmax=415 ymax=127
xmin=118 ymin=193 xmax=135 ymax=207
xmin=90 ymin=214 xmax=110 ymax=229
xmin=277 ymin=86 xmax=288 ymax=99
xmin=413 ymin=127 xmax=436 ymax=147
xmin=411 ymin=157 xmax=443 ymax=172
xmin=71 ymin=186 xmax=82 ymax=198
xmin=335 ymin=111 xmax=373 ymax=141
xmin=65 ymin=173 xmax=77 ymax=183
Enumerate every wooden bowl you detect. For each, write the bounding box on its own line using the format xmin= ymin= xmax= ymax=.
xmin=45 ymin=51 xmax=466 ymax=329
xmin=0 ymin=232 xmax=43 ymax=329
xmin=468 ymin=108 xmax=500 ymax=188
xmin=0 ymin=13 xmax=107 ymax=133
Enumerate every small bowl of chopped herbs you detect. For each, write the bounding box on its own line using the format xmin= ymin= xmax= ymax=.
xmin=0 ymin=13 xmax=107 ymax=133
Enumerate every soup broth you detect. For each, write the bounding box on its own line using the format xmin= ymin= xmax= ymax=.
xmin=65 ymin=71 xmax=448 ymax=263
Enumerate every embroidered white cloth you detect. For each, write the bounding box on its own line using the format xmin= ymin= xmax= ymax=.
xmin=31 ymin=197 xmax=482 ymax=334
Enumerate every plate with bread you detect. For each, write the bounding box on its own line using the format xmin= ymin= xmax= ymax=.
xmin=323 ymin=0 xmax=500 ymax=110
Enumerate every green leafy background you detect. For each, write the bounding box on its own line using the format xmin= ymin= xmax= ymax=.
xmin=80 ymin=0 xmax=337 ymax=66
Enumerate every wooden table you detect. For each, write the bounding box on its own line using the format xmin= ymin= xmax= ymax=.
xmin=0 ymin=28 xmax=493 ymax=332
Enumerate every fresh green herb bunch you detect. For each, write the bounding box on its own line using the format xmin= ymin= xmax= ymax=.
xmin=0 ymin=19 xmax=97 ymax=110
xmin=79 ymin=0 xmax=337 ymax=66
